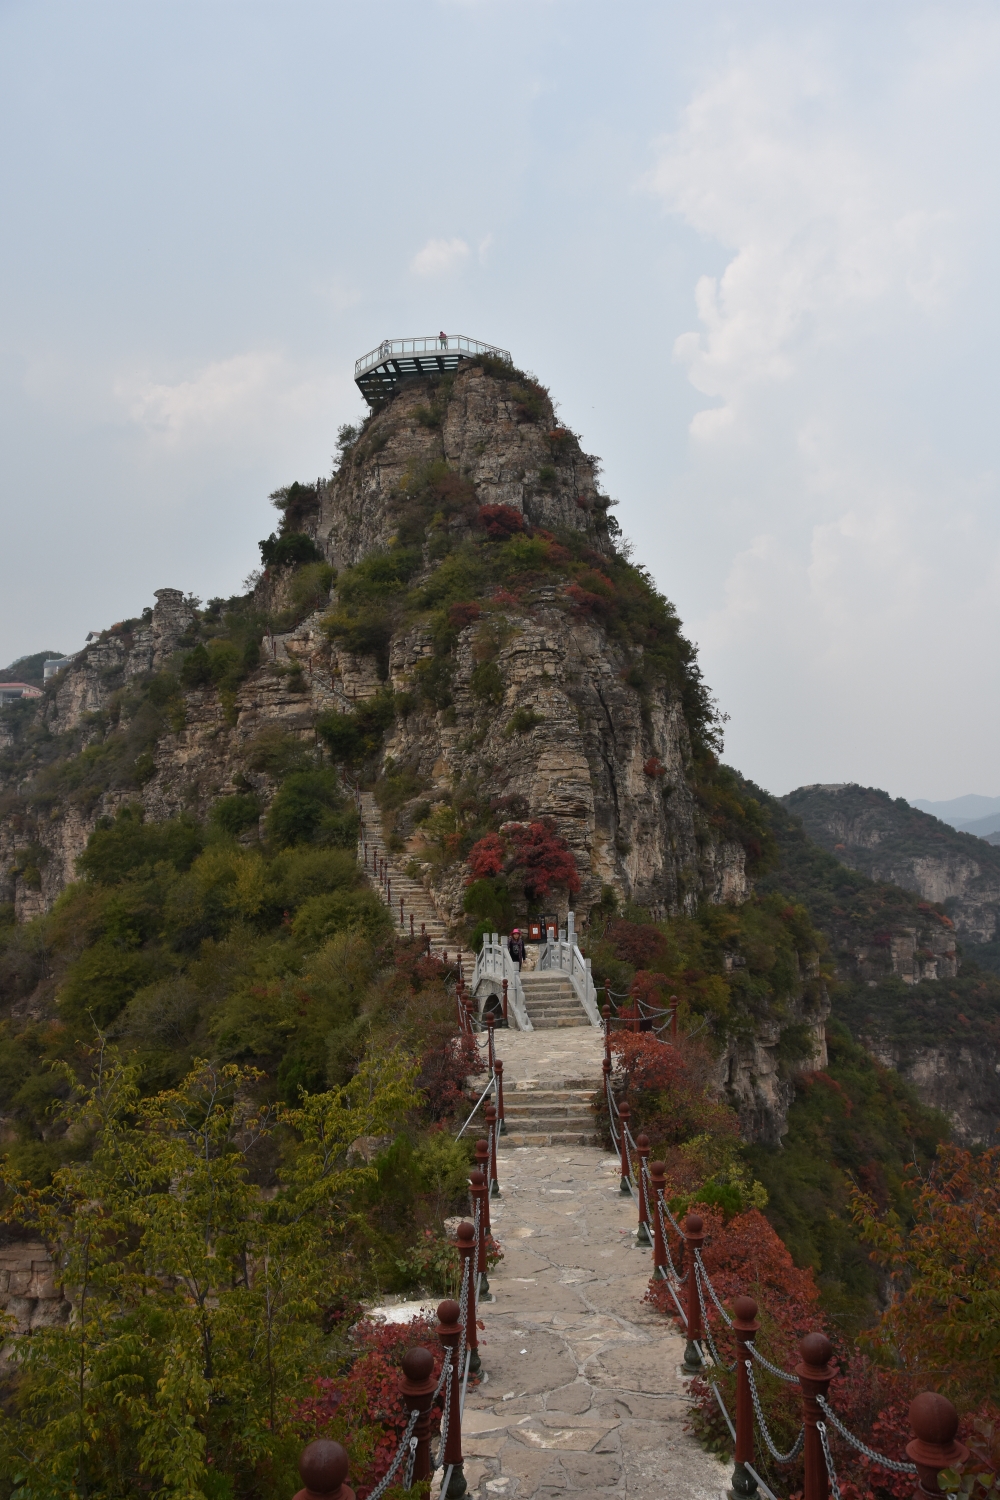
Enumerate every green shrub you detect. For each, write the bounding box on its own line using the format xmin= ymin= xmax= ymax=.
xmin=209 ymin=793 xmax=262 ymax=837
xmin=266 ymin=770 xmax=356 ymax=849
xmin=290 ymin=890 xmax=392 ymax=947
xmin=316 ymin=692 xmax=396 ymax=766
xmin=538 ymin=464 xmax=556 ymax=489
xmin=336 ymin=550 xmax=421 ymax=607
xmin=268 ymin=847 xmax=359 ymax=908
xmin=504 ymin=707 xmax=543 ymax=736
xmin=258 ymin=531 xmax=323 ymax=568
xmin=244 ymin=726 xmax=312 ymax=778
xmin=77 ymin=806 xmax=203 ymax=884
xmin=470 ymin=661 xmax=503 ymax=704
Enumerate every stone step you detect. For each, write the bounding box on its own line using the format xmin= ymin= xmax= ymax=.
xmin=528 ymin=1017 xmax=591 ymax=1026
xmin=498 ymin=1130 xmax=600 ymax=1148
xmin=502 ymin=1089 xmax=599 ymax=1103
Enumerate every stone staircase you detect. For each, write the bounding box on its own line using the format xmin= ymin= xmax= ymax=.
xmin=519 ymin=972 xmax=592 ymax=1029
xmin=499 ymin=1081 xmax=600 ymax=1147
xmin=356 ymin=792 xmax=474 ymax=970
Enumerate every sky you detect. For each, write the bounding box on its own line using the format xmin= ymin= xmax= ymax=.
xmin=2 ymin=0 xmax=998 ymax=801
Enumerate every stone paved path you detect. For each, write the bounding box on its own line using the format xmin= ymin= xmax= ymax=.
xmin=450 ymin=1024 xmax=731 ymax=1500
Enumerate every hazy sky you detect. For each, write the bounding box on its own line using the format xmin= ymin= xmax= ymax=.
xmin=2 ymin=1 xmax=998 ymax=800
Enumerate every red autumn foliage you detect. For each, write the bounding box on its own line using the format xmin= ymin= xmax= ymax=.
xmin=292 ymin=1314 xmax=445 ymax=1498
xmin=607 ymin=919 xmax=667 ymax=969
xmin=465 ymin=833 xmax=506 ymax=881
xmin=417 ymin=1028 xmax=485 ymax=1122
xmin=447 ymin=600 xmax=482 ymax=631
xmin=478 ymin=504 xmax=524 ymax=540
xmin=600 ymin=1031 xmax=738 ymax=1153
xmin=566 ymin=582 xmax=610 ymax=616
xmin=507 ymin=819 xmax=580 ymax=901
xmin=643 ymin=756 xmax=667 ymax=778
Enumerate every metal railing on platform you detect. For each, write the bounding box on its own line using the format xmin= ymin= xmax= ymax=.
xmin=354 ymin=334 xmax=512 ymax=378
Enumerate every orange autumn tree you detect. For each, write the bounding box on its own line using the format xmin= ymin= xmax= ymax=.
xmin=852 ymin=1142 xmax=1000 ymax=1409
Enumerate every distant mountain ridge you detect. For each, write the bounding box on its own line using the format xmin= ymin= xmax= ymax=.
xmin=783 ymin=783 xmax=1000 ymax=958
xmin=911 ymin=793 xmax=1000 ymax=837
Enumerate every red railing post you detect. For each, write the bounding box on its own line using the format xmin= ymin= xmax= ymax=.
xmin=796 ymin=1333 xmax=837 ymax=1500
xmin=636 ymin=1133 xmax=652 ymax=1245
xmin=602 ymin=1002 xmax=612 ymax=1067
xmin=456 ymin=1224 xmax=480 ymax=1374
xmin=650 ymin=1159 xmax=667 ymax=1274
xmin=907 ymin=1393 xmax=968 ymax=1500
xmin=486 ymin=1012 xmax=495 ymax=1073
xmin=400 ymin=1348 xmax=436 ymax=1487
xmin=495 ymin=1059 xmax=506 ymax=1134
xmin=670 ymin=995 xmax=678 ymax=1042
xmin=293 ymin=1439 xmax=354 ymax=1500
xmin=618 ymin=1100 xmax=632 ymax=1194
xmin=732 ymin=1296 xmax=760 ymax=1498
xmin=474 ymin=1135 xmax=490 ymax=1188
xmin=682 ymin=1213 xmax=705 ymax=1373
xmin=470 ymin=1168 xmax=490 ymax=1296
xmin=410 ymin=912 xmax=415 ymax=939
xmin=501 ymin=978 xmax=509 ymax=1027
xmin=436 ymin=1298 xmax=466 ymax=1495
xmin=399 ymin=897 xmax=404 ymax=929
xmin=485 ymin=1102 xmax=500 ymax=1196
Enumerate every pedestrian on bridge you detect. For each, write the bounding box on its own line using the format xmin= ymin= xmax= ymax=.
xmin=507 ymin=928 xmax=526 ymax=970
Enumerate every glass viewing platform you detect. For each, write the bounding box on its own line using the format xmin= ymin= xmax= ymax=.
xmin=354 ymin=334 xmax=512 ymax=406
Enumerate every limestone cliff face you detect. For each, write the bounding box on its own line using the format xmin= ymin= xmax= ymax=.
xmin=864 ymin=1036 xmax=1000 ymax=1147
xmin=309 ymin=368 xmax=608 ymax=569
xmin=718 ymin=975 xmax=830 ymax=1146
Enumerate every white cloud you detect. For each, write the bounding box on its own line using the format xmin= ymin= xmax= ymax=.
xmin=410 ymin=237 xmax=470 ymax=277
xmin=647 ymin=42 xmax=955 ymax=436
xmin=116 ymin=352 xmax=342 ymax=450
xmin=634 ymin=20 xmax=1000 ymax=796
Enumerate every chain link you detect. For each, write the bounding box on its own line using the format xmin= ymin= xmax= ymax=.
xmin=403 ymin=1436 xmax=418 ymax=1491
xmin=655 ymin=1197 xmax=688 ymax=1282
xmin=817 ymin=1421 xmax=843 ymax=1500
xmin=746 ymin=1362 xmax=806 ymax=1465
xmin=694 ymin=1249 xmax=734 ymax=1327
xmin=746 ymin=1341 xmax=799 ymax=1383
xmin=365 ymin=1407 xmax=420 ymax=1500
xmin=816 ymin=1397 xmax=917 ymax=1473
xmin=694 ymin=1259 xmax=736 ymax=1371
xmin=433 ymin=1365 xmax=452 ymax=1472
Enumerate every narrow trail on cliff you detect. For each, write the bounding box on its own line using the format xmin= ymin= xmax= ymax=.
xmin=357 ymin=790 xmax=475 ymax=970
xmin=459 ymin=1146 xmax=729 ymax=1500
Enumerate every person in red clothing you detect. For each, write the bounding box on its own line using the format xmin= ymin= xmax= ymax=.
xmin=507 ymin=928 xmax=526 ymax=969
xmin=439 ymin=330 xmax=448 ymax=348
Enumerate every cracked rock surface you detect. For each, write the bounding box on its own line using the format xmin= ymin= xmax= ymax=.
xmin=459 ymin=1143 xmax=730 ymax=1500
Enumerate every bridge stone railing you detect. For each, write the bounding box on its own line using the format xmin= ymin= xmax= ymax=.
xmin=538 ymin=911 xmax=603 ymax=1028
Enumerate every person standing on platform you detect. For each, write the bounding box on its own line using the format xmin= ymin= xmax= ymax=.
xmin=507 ymin=928 xmax=526 ymax=970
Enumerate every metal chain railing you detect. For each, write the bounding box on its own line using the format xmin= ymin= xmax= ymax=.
xmin=746 ymin=1341 xmax=800 ymax=1383
xmin=816 ymin=1396 xmax=917 ymax=1474
xmin=365 ymin=1406 xmax=420 ymax=1500
xmin=655 ymin=1197 xmax=688 ymax=1282
xmin=694 ymin=1249 xmax=734 ymax=1327
xmin=746 ymin=1362 xmax=806 ymax=1465
xmin=432 ymin=1357 xmax=453 ymax=1471
xmin=694 ymin=1260 xmax=736 ymax=1371
xmin=817 ymin=1421 xmax=843 ymax=1500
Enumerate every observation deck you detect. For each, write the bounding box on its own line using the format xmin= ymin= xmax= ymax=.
xmin=354 ymin=333 xmax=512 ymax=406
